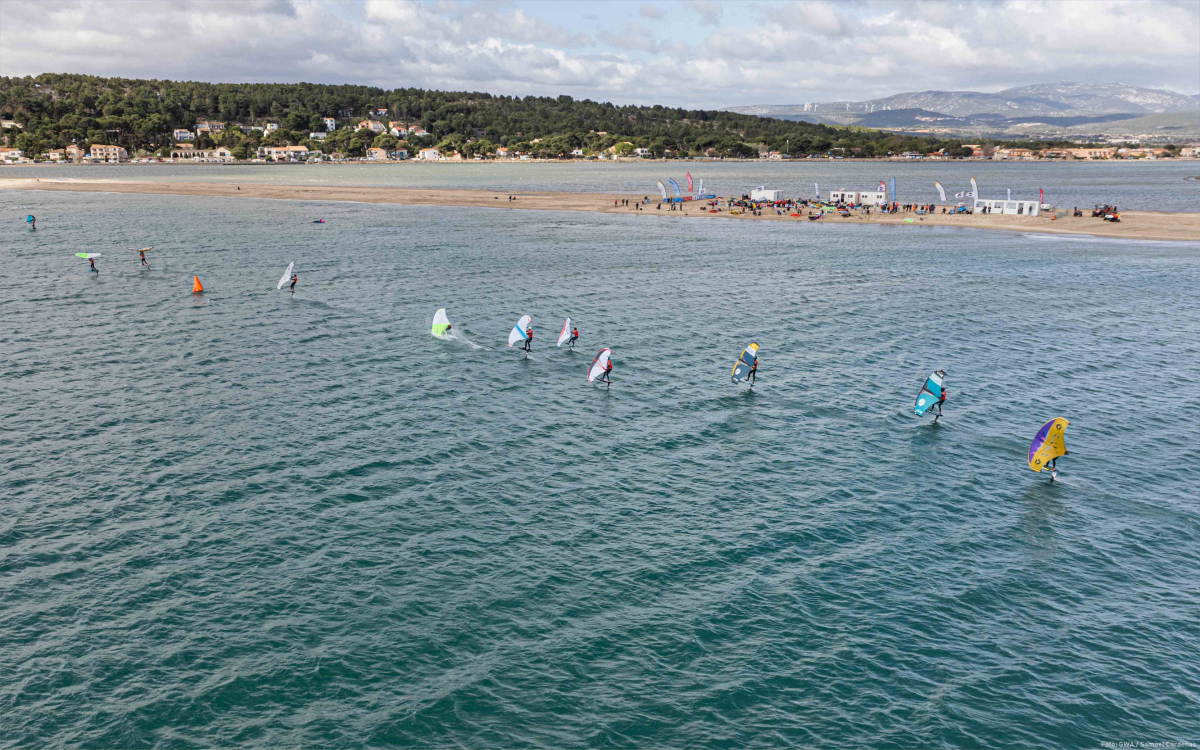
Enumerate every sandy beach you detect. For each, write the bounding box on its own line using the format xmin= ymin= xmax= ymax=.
xmin=5 ymin=177 xmax=1197 ymax=242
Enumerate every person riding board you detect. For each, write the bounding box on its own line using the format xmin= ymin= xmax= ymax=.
xmin=523 ymin=325 xmax=533 ymax=353
xmin=748 ymin=357 xmax=758 ymax=386
xmin=89 ymin=257 xmax=97 ymax=272
xmin=140 ymin=249 xmax=149 ymax=267
xmin=568 ymin=327 xmax=579 ymax=348
xmin=289 ymin=273 xmax=297 ymax=293
xmin=602 ymin=358 xmax=613 ymax=383
xmin=934 ymin=387 xmax=947 ymax=422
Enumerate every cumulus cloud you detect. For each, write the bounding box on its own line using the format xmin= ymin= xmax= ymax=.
xmin=0 ymin=0 xmax=1195 ymax=107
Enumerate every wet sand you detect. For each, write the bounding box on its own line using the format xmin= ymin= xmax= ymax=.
xmin=4 ymin=177 xmax=1197 ymax=242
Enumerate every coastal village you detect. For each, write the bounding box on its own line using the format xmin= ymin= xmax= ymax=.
xmin=1 ymin=113 xmax=1196 ymax=165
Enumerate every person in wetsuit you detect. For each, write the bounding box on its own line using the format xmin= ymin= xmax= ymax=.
xmin=602 ymin=358 xmax=613 ymax=383
xmin=523 ymin=325 xmax=533 ymax=352
xmin=934 ymin=387 xmax=946 ymax=422
xmin=748 ymin=357 xmax=758 ymax=385
xmin=289 ymin=273 xmax=297 ymax=293
xmin=568 ymin=327 xmax=579 ymax=348
xmin=140 ymin=249 xmax=149 ymax=267
xmin=89 ymin=257 xmax=97 ymax=272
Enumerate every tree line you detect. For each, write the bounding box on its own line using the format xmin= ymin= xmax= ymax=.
xmin=1 ymin=73 xmax=1075 ymax=159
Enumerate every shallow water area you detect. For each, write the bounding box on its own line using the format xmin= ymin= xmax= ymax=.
xmin=2 ymin=190 xmax=1199 ymax=749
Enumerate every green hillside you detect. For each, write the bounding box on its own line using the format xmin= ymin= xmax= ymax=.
xmin=0 ymin=73 xmax=983 ymax=159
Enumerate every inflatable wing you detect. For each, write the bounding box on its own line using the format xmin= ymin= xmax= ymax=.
xmin=1028 ymin=418 xmax=1069 ymax=472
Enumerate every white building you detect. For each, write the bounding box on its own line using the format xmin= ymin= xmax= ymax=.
xmin=829 ymin=189 xmax=887 ymax=204
xmin=309 ymin=132 xmax=327 ymax=141
xmin=257 ymin=145 xmax=310 ymax=162
xmin=265 ymin=123 xmax=280 ymax=132
xmin=634 ymin=147 xmax=652 ymax=157
xmin=418 ymin=148 xmax=440 ymax=161
xmin=750 ymin=187 xmax=783 ymax=201
xmin=974 ymin=198 xmax=1040 ymax=216
xmin=323 ymin=117 xmax=337 ymax=131
xmin=173 ymin=129 xmax=194 ymax=141
xmin=570 ymin=149 xmax=584 ymax=157
xmin=0 ymin=147 xmax=25 ymax=163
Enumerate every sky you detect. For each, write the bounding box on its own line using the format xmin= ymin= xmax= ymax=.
xmin=1 ymin=0 xmax=1197 ymax=108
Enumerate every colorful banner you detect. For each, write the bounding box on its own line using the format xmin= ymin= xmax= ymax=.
xmin=814 ymin=183 xmax=820 ymax=199
xmin=935 ymin=181 xmax=946 ymax=202
xmin=1007 ymin=188 xmax=1012 ymax=200
xmin=686 ymin=172 xmax=693 ymax=192
xmin=697 ymin=178 xmax=704 ymax=196
xmin=657 ymin=180 xmax=667 ymax=200
xmin=878 ymin=180 xmax=886 ymax=193
xmin=1039 ymin=188 xmax=1044 ymax=205
xmin=970 ymin=176 xmax=979 ymax=200
xmin=668 ymin=178 xmax=681 ymax=196
xmin=890 ymin=177 xmax=896 ymax=203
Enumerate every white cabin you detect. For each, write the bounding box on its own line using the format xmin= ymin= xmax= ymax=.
xmin=829 ymin=189 xmax=887 ymax=204
xmin=750 ymin=187 xmax=783 ymax=201
xmin=974 ymin=198 xmax=1040 ymax=216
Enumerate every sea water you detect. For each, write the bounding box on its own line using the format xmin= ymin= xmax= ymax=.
xmin=2 ymin=190 xmax=1198 ymax=748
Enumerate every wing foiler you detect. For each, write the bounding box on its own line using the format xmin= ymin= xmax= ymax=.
xmin=557 ymin=317 xmax=572 ymax=347
xmin=432 ymin=308 xmax=451 ymax=337
xmin=277 ymin=262 xmax=294 ymax=289
xmin=1028 ymin=418 xmax=1069 ymax=473
xmin=508 ymin=315 xmax=531 ymax=347
xmin=732 ymin=343 xmax=758 ymax=383
xmin=914 ymin=370 xmax=946 ymax=416
xmin=588 ymin=348 xmax=611 ymax=383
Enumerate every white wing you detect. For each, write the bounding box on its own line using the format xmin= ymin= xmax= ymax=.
xmin=508 ymin=315 xmax=531 ymax=347
xmin=587 ymin=349 xmax=611 ymax=382
xmin=557 ymin=317 xmax=571 ymax=347
xmin=277 ymin=262 xmax=294 ymax=289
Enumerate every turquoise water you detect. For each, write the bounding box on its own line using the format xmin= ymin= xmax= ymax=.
xmin=2 ymin=190 xmax=1199 ymax=748
xmin=8 ymin=157 xmax=1200 ymax=211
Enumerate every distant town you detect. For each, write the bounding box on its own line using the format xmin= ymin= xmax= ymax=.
xmin=1 ymin=114 xmax=1195 ymax=166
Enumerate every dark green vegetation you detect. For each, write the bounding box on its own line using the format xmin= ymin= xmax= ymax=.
xmin=1 ymin=73 xmax=991 ymax=159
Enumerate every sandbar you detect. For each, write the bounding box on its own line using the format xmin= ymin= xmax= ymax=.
xmin=4 ymin=177 xmax=1197 ymax=243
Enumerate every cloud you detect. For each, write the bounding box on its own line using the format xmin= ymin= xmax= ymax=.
xmin=0 ymin=0 xmax=1195 ymax=108
xmin=684 ymin=0 xmax=723 ymax=25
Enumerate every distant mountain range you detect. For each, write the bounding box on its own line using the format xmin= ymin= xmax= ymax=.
xmin=725 ymin=83 xmax=1200 ymax=140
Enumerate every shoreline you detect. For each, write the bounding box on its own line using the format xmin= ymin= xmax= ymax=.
xmin=4 ymin=177 xmax=1198 ymax=242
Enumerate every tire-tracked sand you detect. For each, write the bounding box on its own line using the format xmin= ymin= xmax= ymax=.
xmin=5 ymin=177 xmax=1198 ymax=242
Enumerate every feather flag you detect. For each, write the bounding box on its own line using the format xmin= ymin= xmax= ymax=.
xmin=814 ymin=183 xmax=820 ymax=199
xmin=686 ymin=172 xmax=693 ymax=192
xmin=935 ymin=181 xmax=946 ymax=202
xmin=698 ymin=178 xmax=704 ymax=196
xmin=890 ymin=177 xmax=896 ymax=203
xmin=970 ymin=176 xmax=979 ymax=200
xmin=668 ymin=177 xmax=681 ymax=196
xmin=657 ymin=180 xmax=667 ymax=200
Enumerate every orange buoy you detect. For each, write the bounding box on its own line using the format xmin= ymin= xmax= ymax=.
xmin=192 ymin=276 xmax=204 ymax=293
